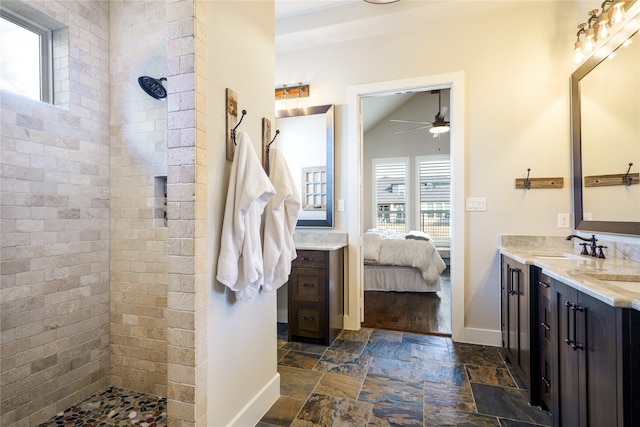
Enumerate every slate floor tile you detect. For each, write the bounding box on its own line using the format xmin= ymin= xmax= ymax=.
xmin=472 ymin=383 xmax=552 ymax=425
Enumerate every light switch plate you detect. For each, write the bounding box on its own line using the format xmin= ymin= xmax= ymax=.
xmin=337 ymin=199 xmax=345 ymax=211
xmin=558 ymin=213 xmax=570 ymax=228
xmin=466 ymin=197 xmax=486 ymax=212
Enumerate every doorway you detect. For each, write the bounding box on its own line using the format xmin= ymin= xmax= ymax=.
xmin=345 ymin=72 xmax=465 ymax=342
xmin=360 ymin=89 xmax=452 ymax=336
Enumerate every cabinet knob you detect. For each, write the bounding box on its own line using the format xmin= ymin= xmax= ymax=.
xmin=302 ymin=283 xmax=315 ymax=287
xmin=541 ymin=322 xmax=550 ymax=331
xmin=301 ymin=257 xmax=313 ymax=261
xmin=538 ymin=280 xmax=550 ymax=288
xmin=301 ymin=316 xmax=315 ymax=321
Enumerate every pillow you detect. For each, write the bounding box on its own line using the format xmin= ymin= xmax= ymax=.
xmin=405 ymin=230 xmax=431 ymax=241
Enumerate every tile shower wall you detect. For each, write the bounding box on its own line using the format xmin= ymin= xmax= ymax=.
xmin=109 ymin=0 xmax=168 ymax=397
xmin=0 ymin=1 xmax=110 ymax=425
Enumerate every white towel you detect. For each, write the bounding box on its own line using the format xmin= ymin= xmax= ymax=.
xmin=216 ymin=131 xmax=275 ymax=301
xmin=262 ymin=148 xmax=301 ymax=292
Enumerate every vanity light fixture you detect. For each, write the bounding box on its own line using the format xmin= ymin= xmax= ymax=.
xmin=573 ymin=1 xmax=627 ymax=64
xmin=275 ymin=82 xmax=309 ymax=110
xmin=364 ymin=0 xmax=399 ymax=4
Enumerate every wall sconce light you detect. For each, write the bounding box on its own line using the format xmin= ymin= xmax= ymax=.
xmin=573 ymin=1 xmax=627 ymax=64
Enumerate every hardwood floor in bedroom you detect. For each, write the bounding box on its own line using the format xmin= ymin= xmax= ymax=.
xmin=361 ymin=267 xmax=451 ymax=336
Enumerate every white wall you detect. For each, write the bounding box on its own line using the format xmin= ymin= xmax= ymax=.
xmin=203 ymin=1 xmax=279 ymax=425
xmin=276 ymin=1 xmax=632 ymax=340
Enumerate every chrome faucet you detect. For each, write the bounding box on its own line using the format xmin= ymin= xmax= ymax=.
xmin=565 ymin=234 xmax=605 ymax=258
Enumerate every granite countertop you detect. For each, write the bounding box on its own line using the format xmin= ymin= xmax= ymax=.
xmin=500 ymin=239 xmax=640 ymax=311
xmin=293 ymin=231 xmax=348 ymax=251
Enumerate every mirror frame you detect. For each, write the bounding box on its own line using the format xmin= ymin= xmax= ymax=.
xmin=571 ymin=6 xmax=640 ymax=236
xmin=276 ymin=104 xmax=334 ymax=228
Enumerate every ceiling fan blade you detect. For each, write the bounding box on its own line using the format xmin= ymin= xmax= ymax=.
xmin=390 ymin=119 xmax=431 ymax=124
xmin=393 ymin=125 xmax=431 ymax=134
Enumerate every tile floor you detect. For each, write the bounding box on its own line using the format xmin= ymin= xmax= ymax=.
xmin=38 ymin=386 xmax=166 ymax=427
xmin=259 ymin=326 xmax=551 ymax=427
xmin=37 ymin=327 xmax=550 ymax=427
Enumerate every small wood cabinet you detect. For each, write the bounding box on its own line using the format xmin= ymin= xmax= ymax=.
xmin=288 ymin=248 xmax=344 ymax=346
xmin=535 ymin=269 xmax=552 ymax=410
xmin=501 ymin=255 xmax=532 ymax=393
xmin=551 ymin=278 xmax=640 ymax=426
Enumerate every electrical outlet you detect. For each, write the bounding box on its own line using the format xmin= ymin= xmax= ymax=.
xmin=558 ymin=213 xmax=570 ymax=228
xmin=466 ymin=197 xmax=486 ymax=212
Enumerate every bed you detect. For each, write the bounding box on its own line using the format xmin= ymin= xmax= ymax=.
xmin=363 ymin=228 xmax=446 ymax=292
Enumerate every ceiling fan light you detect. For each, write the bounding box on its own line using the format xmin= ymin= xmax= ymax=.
xmin=429 ymin=125 xmax=450 ymax=134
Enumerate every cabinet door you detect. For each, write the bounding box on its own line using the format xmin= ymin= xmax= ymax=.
xmin=578 ymin=291 xmax=618 ymax=427
xmin=501 ymin=257 xmax=520 ymax=366
xmin=553 ymin=280 xmax=580 ymax=427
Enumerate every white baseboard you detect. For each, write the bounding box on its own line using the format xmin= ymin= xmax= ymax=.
xmin=461 ymin=327 xmax=502 ymax=346
xmin=227 ymin=373 xmax=280 ymax=427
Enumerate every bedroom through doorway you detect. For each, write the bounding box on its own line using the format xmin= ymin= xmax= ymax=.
xmin=360 ymin=88 xmax=452 ymax=336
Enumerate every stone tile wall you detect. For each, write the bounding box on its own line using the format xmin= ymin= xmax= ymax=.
xmin=0 ymin=1 xmax=110 ymax=425
xmin=109 ymin=0 xmax=169 ymax=397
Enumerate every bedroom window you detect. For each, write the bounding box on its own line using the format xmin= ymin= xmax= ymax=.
xmin=373 ymin=158 xmax=409 ymax=233
xmin=417 ymin=156 xmax=451 ymax=246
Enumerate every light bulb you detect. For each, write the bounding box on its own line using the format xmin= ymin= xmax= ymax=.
xmin=610 ymin=2 xmax=624 ymax=24
xmin=596 ymin=16 xmax=609 ymax=39
xmin=574 ymin=40 xmax=585 ymax=63
xmin=585 ymin=28 xmax=595 ymax=52
xmin=429 ymin=125 xmax=450 ymax=134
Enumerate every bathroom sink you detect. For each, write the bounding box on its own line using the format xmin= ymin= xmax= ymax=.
xmin=584 ymin=273 xmax=640 ymax=293
xmin=584 ymin=273 xmax=640 ymax=282
xmin=534 ymin=253 xmax=583 ymax=260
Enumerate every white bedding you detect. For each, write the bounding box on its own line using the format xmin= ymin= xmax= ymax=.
xmin=364 ymin=263 xmax=441 ymax=292
xmin=363 ymin=229 xmax=446 ymax=285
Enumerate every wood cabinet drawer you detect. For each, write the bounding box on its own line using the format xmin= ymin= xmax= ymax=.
xmin=537 ymin=272 xmax=551 ymax=299
xmin=290 ymin=301 xmax=327 ymax=341
xmin=538 ymin=292 xmax=552 ymax=350
xmin=539 ymin=346 xmax=552 ymax=410
xmin=292 ymin=250 xmax=326 ymax=269
xmin=291 ymin=268 xmax=326 ymax=302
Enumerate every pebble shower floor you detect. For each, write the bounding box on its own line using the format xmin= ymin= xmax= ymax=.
xmin=38 ymin=386 xmax=166 ymax=426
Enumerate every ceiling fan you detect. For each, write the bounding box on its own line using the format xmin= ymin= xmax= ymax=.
xmin=390 ymin=90 xmax=450 ymax=138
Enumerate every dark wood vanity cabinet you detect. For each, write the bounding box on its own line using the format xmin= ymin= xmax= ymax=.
xmin=288 ymin=248 xmax=344 ymax=346
xmin=501 ymin=255 xmax=532 ymax=393
xmin=535 ymin=270 xmax=553 ymax=410
xmin=551 ymin=278 xmax=640 ymax=427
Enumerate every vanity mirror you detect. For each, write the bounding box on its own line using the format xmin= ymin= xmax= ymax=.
xmin=571 ymin=5 xmax=640 ymax=235
xmin=275 ymin=104 xmax=334 ymax=227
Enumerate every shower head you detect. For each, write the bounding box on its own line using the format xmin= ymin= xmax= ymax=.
xmin=138 ymin=76 xmax=167 ymax=100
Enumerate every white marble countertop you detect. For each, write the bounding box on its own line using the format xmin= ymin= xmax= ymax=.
xmin=500 ymin=241 xmax=640 ymax=311
xmin=293 ymin=231 xmax=347 ymax=251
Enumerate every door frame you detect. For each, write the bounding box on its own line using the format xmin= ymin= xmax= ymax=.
xmin=346 ymin=72 xmax=465 ymax=342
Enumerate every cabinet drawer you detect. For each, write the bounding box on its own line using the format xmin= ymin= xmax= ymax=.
xmin=290 ymin=268 xmax=326 ymax=302
xmin=292 ymin=250 xmax=326 ymax=269
xmin=539 ymin=346 xmax=552 ymax=410
xmin=536 ymin=272 xmax=551 ymax=299
xmin=290 ymin=301 xmax=327 ymax=340
xmin=538 ymin=292 xmax=552 ymax=350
